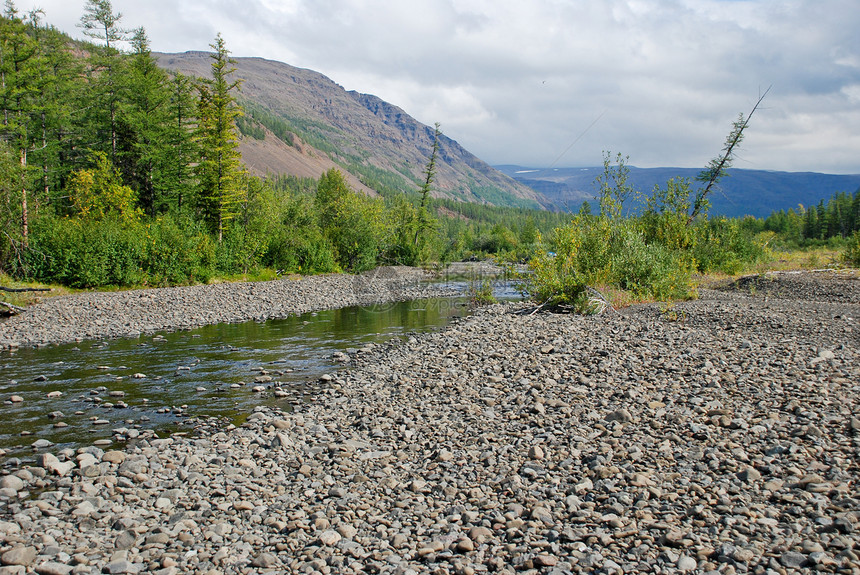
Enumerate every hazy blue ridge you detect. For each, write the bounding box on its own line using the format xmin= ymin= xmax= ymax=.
xmin=496 ymin=165 xmax=860 ymax=218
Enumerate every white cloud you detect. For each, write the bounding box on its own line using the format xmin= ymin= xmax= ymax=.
xmin=11 ymin=0 xmax=860 ymax=173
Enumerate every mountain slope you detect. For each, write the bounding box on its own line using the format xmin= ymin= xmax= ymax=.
xmin=496 ymin=165 xmax=860 ymax=218
xmin=156 ymin=52 xmax=546 ymax=208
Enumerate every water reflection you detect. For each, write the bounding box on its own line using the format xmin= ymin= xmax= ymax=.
xmin=0 ymin=296 xmax=474 ymax=459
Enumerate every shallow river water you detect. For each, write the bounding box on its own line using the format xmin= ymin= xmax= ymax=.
xmin=0 ymin=293 xmax=489 ymax=461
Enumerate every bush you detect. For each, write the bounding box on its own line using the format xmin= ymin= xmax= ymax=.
xmin=692 ymin=217 xmax=767 ymax=274
xmin=141 ymin=216 xmax=216 ymax=285
xmin=315 ymin=169 xmax=383 ymax=272
xmin=526 ymin=216 xmax=694 ymax=310
xmin=608 ymin=225 xmax=694 ymax=300
xmin=26 ymin=215 xmax=145 ymax=288
xmin=24 ymin=214 xmax=218 ymax=288
xmin=264 ymin=226 xmax=338 ymax=274
xmin=844 ymin=230 xmax=860 ymax=267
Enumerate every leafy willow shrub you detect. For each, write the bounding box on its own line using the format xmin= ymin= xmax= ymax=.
xmin=640 ymin=178 xmax=695 ymax=251
xmin=141 ymin=216 xmax=216 ymax=285
xmin=264 ymin=226 xmax=338 ymax=274
xmin=315 ymin=169 xmax=384 ymax=273
xmin=215 ymin=227 xmax=267 ymax=275
xmin=527 ymin=217 xmax=694 ymax=309
xmin=692 ymin=217 xmax=766 ymax=274
xmin=608 ymin=225 xmax=694 ymax=300
xmin=26 ymin=215 xmax=146 ymax=288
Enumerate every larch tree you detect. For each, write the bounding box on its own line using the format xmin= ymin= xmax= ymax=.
xmin=117 ymin=27 xmax=170 ymax=216
xmin=78 ymin=0 xmax=127 ymax=161
xmin=413 ymin=122 xmax=440 ymax=249
xmin=194 ymin=33 xmax=244 ymax=242
xmin=164 ymin=71 xmax=196 ymax=213
xmin=26 ymin=11 xmax=83 ymax=200
xmin=0 ymin=1 xmax=42 ymax=249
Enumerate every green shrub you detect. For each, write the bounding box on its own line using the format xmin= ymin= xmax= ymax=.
xmin=608 ymin=225 xmax=694 ymax=300
xmin=526 ymin=217 xmax=694 ymax=310
xmin=215 ymin=227 xmax=267 ymax=275
xmin=26 ymin=215 xmax=145 ymax=288
xmin=264 ymin=226 xmax=338 ymax=274
xmin=141 ymin=216 xmax=216 ymax=285
xmin=468 ymin=278 xmax=497 ymax=305
xmin=844 ymin=231 xmax=860 ymax=267
xmin=692 ymin=217 xmax=766 ymax=274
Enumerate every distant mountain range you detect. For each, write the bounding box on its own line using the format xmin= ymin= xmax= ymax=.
xmin=497 ymin=166 xmax=860 ymax=218
xmin=156 ymin=52 xmax=860 ymax=218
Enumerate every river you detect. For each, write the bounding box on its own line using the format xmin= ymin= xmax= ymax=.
xmin=1 ymin=280 xmax=520 ymax=461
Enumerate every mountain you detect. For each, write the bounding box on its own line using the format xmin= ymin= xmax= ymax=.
xmin=496 ymin=165 xmax=860 ymax=218
xmin=155 ymin=52 xmax=546 ymax=209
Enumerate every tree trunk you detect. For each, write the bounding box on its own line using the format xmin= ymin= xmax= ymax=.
xmin=20 ymin=148 xmax=28 ymax=249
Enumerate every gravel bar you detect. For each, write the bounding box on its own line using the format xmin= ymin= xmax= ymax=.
xmin=0 ymin=270 xmax=858 ymax=574
xmin=0 ymin=267 xmax=452 ymax=349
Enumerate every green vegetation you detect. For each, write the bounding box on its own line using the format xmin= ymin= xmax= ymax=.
xmin=523 ymin=125 xmax=774 ymax=312
xmin=0 ymin=3 xmax=855 ymax=306
xmin=468 ymin=278 xmax=497 ymax=306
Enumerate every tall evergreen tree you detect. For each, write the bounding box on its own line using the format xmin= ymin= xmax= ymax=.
xmin=164 ymin=71 xmax=196 ymax=213
xmin=413 ymin=122 xmax=440 ymax=249
xmin=117 ymin=27 xmax=170 ymax=216
xmin=0 ymin=1 xmax=41 ymax=247
xmin=78 ymin=0 xmax=127 ymax=160
xmin=194 ymin=33 xmax=244 ymax=242
xmin=26 ymin=14 xmax=83 ymax=199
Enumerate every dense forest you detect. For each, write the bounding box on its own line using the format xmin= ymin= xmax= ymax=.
xmin=1 ymin=1 xmax=857 ymax=298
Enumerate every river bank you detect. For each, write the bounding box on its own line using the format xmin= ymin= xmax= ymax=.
xmin=0 ymin=271 xmax=857 ymax=574
xmin=0 ymin=267 xmax=454 ymax=350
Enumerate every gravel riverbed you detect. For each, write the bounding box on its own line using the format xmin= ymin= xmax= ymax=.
xmin=1 ymin=270 xmax=859 ymax=575
xmin=0 ymin=267 xmax=449 ymax=350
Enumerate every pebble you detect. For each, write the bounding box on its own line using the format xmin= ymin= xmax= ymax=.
xmin=0 ymin=271 xmax=856 ymax=574
xmin=0 ymin=267 xmax=448 ymax=349
xmin=0 ymin=546 xmax=36 ymax=566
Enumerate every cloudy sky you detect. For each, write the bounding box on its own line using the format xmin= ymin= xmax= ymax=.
xmin=13 ymin=0 xmax=860 ymax=174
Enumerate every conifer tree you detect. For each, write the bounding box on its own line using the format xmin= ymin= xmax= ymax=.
xmin=117 ymin=27 xmax=170 ymax=215
xmin=164 ymin=71 xmax=196 ymax=213
xmin=78 ymin=0 xmax=127 ymax=160
xmin=26 ymin=12 xmax=83 ymax=198
xmin=0 ymin=1 xmax=41 ymax=247
xmin=194 ymin=33 xmax=244 ymax=242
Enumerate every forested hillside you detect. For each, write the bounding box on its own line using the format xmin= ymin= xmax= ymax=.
xmin=0 ymin=1 xmax=564 ymax=289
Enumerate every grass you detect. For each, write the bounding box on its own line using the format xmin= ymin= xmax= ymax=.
xmin=0 ymin=273 xmax=72 ymax=310
xmin=759 ymin=246 xmax=844 ymax=272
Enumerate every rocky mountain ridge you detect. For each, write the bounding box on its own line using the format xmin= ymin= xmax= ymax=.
xmin=156 ymin=52 xmax=546 ymax=208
